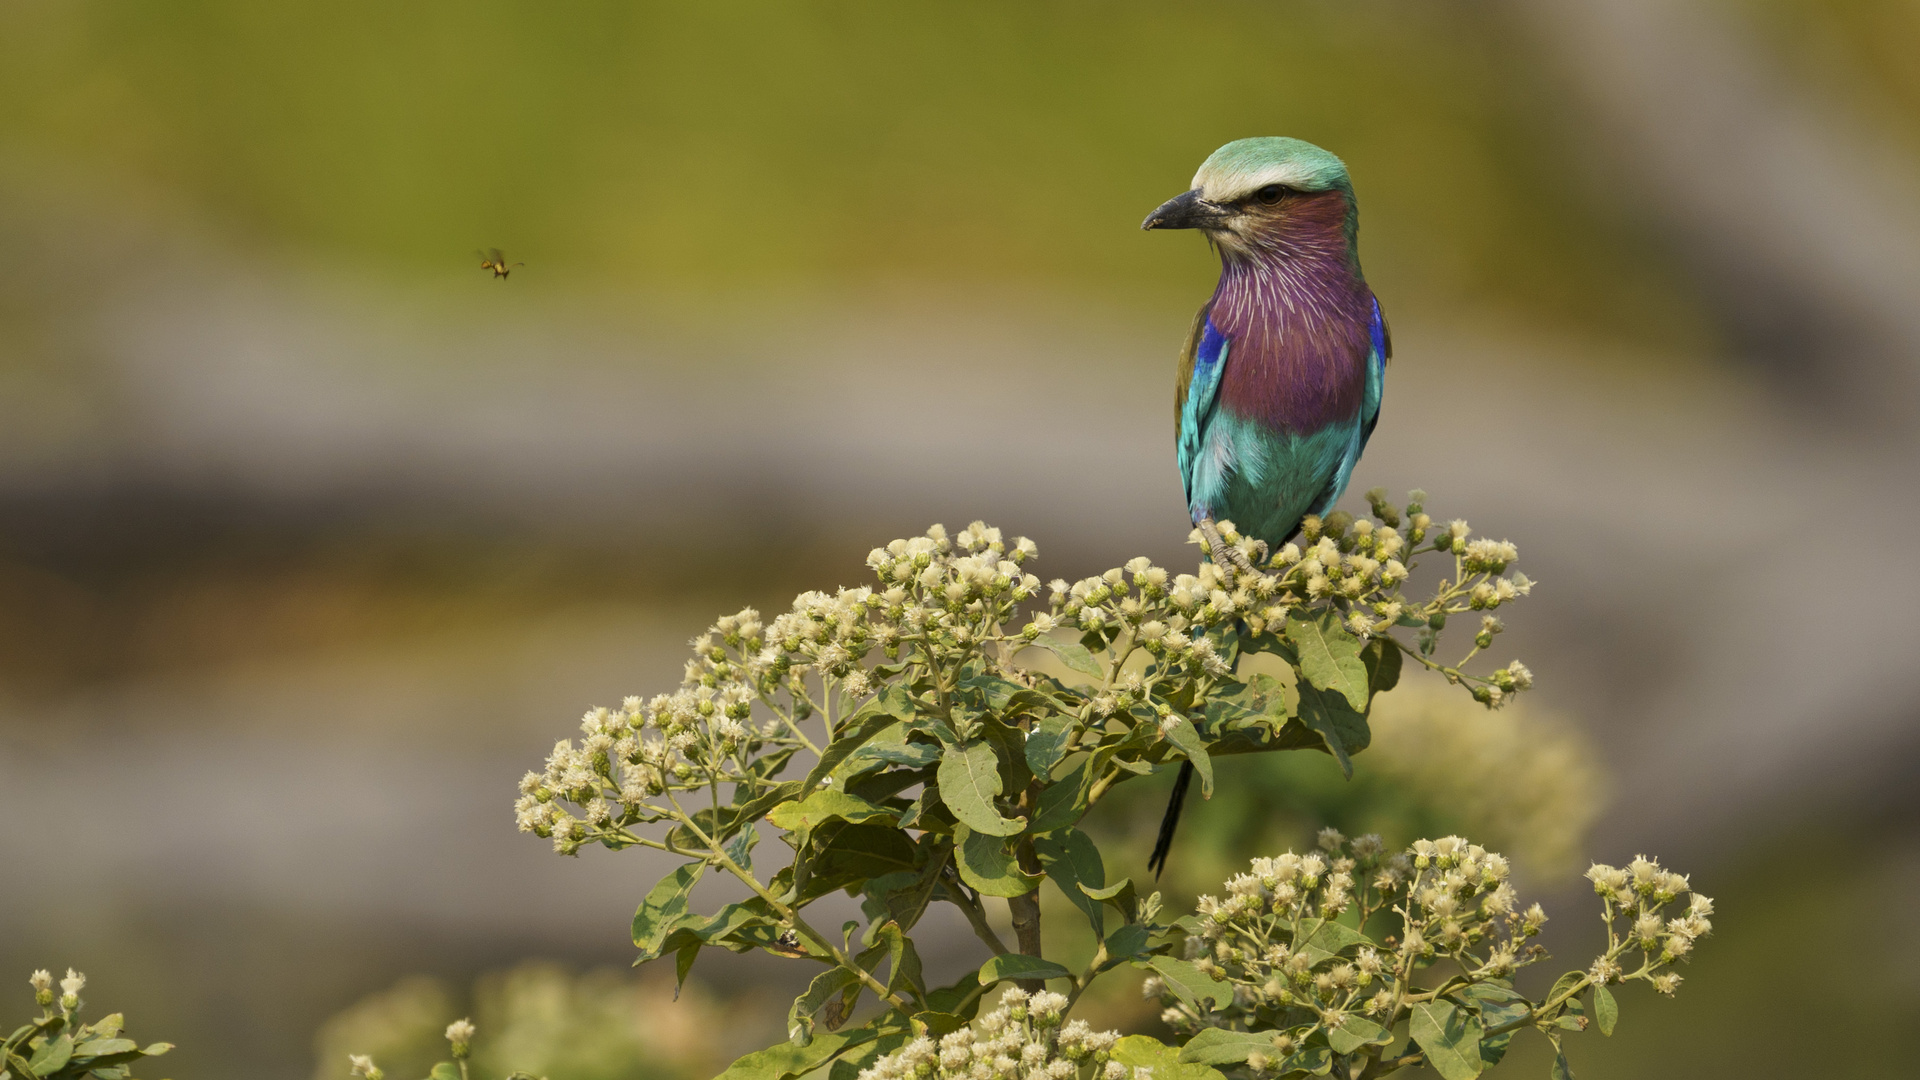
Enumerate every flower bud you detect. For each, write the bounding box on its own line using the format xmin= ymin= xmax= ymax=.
xmin=445 ymin=1018 xmax=476 ymax=1059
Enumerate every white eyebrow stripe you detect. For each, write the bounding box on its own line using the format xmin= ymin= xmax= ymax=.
xmin=1192 ymin=161 xmax=1321 ymax=203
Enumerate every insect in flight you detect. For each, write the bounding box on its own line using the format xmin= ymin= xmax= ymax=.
xmin=478 ymin=249 xmax=523 ymax=279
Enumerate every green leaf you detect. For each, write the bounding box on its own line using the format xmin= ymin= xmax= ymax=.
xmin=1293 ymin=682 xmax=1371 ymax=778
xmin=1550 ymin=1039 xmax=1574 ymax=1080
xmin=1469 ymin=996 xmax=1530 ymax=1037
xmin=1034 ymin=828 xmax=1106 ymax=935
xmin=880 ymin=923 xmax=926 ymax=998
xmin=1024 ymin=715 xmax=1075 ymax=778
xmin=963 ymin=673 xmax=1064 ymax=718
xmin=140 ymin=1043 xmax=174 ymax=1056
xmin=768 ymin=790 xmax=897 ymax=833
xmin=1177 ymin=1029 xmax=1274 ymax=1065
xmin=28 ymin=1034 xmax=74 ymax=1076
xmin=924 ymin=971 xmax=990 ymax=1019
xmin=846 ymin=739 xmax=941 ymax=771
xmin=1478 ymin=1031 xmax=1513 ymax=1068
xmin=661 ymin=895 xmax=782 ymax=958
xmin=1292 ymin=917 xmax=1368 ymax=964
xmin=1463 ymin=978 xmax=1526 ymax=1004
xmin=430 ymin=1062 xmax=463 ymax=1080
xmin=807 ymin=687 xmax=917 ymax=787
xmin=1410 ymin=1000 xmax=1486 ymax=1080
xmin=1158 ymin=715 xmax=1214 ymax=798
xmin=709 ymin=1023 xmax=887 ymax=1080
xmin=909 ymin=1012 xmax=970 ymax=1038
xmin=978 ymin=714 xmax=1034 ymax=793
xmin=72 ymin=1038 xmax=137 ymax=1058
xmin=1278 ymin=1046 xmax=1332 ymax=1076
xmin=1030 ymin=757 xmax=1094 ymax=835
xmin=633 ymin=862 xmax=707 ymax=956
xmin=977 ymin=954 xmax=1072 ymax=985
xmin=939 ymin=742 xmax=1024 ymax=836
xmin=862 ymin=851 xmax=948 ymax=939
xmin=1146 ymin=957 xmax=1231 ymax=1011
xmin=86 ymin=1015 xmax=123 ymax=1040
xmin=1362 ymin=636 xmax=1402 ymax=695
xmin=813 ymin=823 xmax=924 ymax=880
xmin=1287 ymin=610 xmax=1371 ymax=712
xmin=1110 ymin=1034 xmax=1228 ymax=1080
xmin=1545 ymin=971 xmax=1586 ymax=1010
xmin=725 ymin=823 xmax=760 ymax=872
xmin=1101 ymin=923 xmax=1151 ymax=966
xmin=1327 ymin=1015 xmax=1389 ymax=1055
xmin=789 ymin=968 xmax=862 ymax=1045
xmin=1028 ymin=636 xmax=1104 ymax=679
xmin=1593 ymin=984 xmax=1618 ymax=1036
xmin=1083 ymin=877 xmax=1138 ymax=924
xmin=953 ymin=824 xmax=1040 ymax=897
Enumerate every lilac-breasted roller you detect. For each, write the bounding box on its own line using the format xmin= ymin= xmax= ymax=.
xmin=1141 ymin=137 xmax=1389 ymax=875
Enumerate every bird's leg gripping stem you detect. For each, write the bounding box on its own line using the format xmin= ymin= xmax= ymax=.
xmin=1198 ymin=516 xmax=1258 ymax=582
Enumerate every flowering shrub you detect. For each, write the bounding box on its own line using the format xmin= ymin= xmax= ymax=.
xmin=1143 ymin=836 xmax=1709 ymax=1079
xmin=4 ymin=969 xmax=173 ymax=1080
xmin=339 ymin=490 xmax=1712 ymax=1080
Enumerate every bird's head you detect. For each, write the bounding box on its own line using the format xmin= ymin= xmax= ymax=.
xmin=1142 ymin=137 xmax=1354 ymax=256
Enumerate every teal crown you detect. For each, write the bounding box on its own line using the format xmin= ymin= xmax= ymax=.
xmin=1191 ymin=137 xmax=1351 ymax=203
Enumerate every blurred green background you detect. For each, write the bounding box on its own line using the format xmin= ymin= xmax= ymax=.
xmin=3 ymin=2 xmax=1918 ymax=1078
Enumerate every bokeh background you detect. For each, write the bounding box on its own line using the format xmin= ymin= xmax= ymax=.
xmin=4 ymin=2 xmax=1919 ymax=1077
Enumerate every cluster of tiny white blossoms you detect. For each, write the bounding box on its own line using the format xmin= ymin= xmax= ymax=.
xmin=1151 ymin=837 xmax=1714 ymax=1074
xmin=27 ymin=967 xmax=86 ymax=1013
xmin=514 ymin=522 xmax=1044 ymax=854
xmin=1584 ymin=856 xmax=1714 ymax=997
xmin=1056 ymin=489 xmax=1534 ymax=705
xmin=1153 ymin=832 xmax=1547 ymax=1047
xmin=857 ymin=989 xmax=1126 ymax=1080
xmin=517 ymin=497 xmax=1531 ymax=857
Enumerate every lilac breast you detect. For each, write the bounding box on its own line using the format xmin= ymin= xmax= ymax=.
xmin=1207 ymin=193 xmax=1376 ymax=434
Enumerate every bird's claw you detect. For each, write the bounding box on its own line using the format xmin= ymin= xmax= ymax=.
xmin=1198 ymin=518 xmax=1258 ymax=584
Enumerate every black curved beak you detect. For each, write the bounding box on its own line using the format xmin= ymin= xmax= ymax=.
xmin=1141 ymin=189 xmax=1232 ymax=231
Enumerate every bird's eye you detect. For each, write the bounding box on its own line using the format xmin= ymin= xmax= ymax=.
xmin=1254 ymin=184 xmax=1287 ymax=205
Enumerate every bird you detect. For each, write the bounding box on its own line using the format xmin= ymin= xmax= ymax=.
xmin=1140 ymin=137 xmax=1389 ymax=877
xmin=479 ymin=249 xmax=523 ymax=279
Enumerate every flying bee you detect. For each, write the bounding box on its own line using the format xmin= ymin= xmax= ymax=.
xmin=478 ymin=249 xmax=523 ymax=279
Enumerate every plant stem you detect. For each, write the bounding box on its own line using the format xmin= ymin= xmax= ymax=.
xmin=1065 ymin=941 xmax=1110 ymax=1010
xmin=1007 ymin=781 xmax=1047 ymax=990
xmin=947 ymin=874 xmax=1012 ymax=956
xmin=665 ymin=793 xmax=915 ymax=1014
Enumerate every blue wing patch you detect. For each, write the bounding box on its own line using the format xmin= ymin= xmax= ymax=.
xmin=1360 ymin=296 xmax=1387 ymax=449
xmin=1177 ymin=318 xmax=1230 ymax=515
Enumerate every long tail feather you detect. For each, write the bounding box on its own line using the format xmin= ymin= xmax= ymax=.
xmin=1147 ymin=761 xmax=1195 ymax=879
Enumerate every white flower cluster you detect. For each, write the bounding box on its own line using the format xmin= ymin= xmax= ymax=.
xmin=518 ymin=495 xmax=1534 ymax=858
xmin=1396 ymin=836 xmax=1546 ymax=972
xmin=857 ymin=989 xmax=1125 ymax=1080
xmin=1585 ymin=856 xmax=1713 ymax=996
xmin=516 ymin=523 xmax=1040 ymax=853
xmin=1190 ymin=492 xmax=1532 ymax=639
xmin=28 ymin=966 xmax=86 ymax=1012
xmin=1156 ymin=833 xmax=1547 ymax=1040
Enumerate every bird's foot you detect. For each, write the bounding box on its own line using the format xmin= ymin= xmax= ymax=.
xmin=1198 ymin=517 xmax=1259 ymax=583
